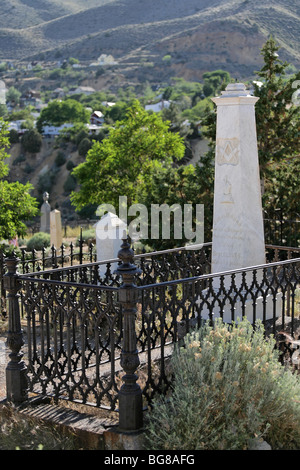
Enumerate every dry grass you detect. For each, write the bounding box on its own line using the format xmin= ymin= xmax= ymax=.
xmin=0 ymin=405 xmax=78 ymax=450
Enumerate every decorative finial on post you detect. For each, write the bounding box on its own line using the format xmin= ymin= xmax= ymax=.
xmin=116 ymin=237 xmax=138 ymax=276
xmin=115 ymin=236 xmax=143 ymax=432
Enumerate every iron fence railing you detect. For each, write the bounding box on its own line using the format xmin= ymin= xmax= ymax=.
xmin=263 ymin=209 xmax=299 ymax=247
xmin=2 ymin=239 xmax=300 ymax=432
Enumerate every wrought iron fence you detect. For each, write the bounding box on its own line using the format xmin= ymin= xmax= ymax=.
xmin=264 ymin=209 xmax=299 ymax=247
xmin=2 ymin=239 xmax=300 ymax=432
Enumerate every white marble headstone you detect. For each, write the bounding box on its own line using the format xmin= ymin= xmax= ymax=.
xmin=95 ymin=212 xmax=127 ymax=279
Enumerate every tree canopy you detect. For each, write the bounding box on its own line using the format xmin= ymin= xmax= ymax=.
xmin=70 ymin=100 xmax=185 ymax=212
xmin=252 ymin=37 xmax=300 ymax=217
xmin=0 ymin=120 xmax=38 ymax=240
xmin=36 ymin=99 xmax=90 ymax=132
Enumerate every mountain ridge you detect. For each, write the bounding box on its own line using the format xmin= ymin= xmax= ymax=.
xmin=0 ymin=0 xmax=299 ymax=82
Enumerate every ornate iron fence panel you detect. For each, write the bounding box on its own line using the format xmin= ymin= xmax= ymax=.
xmin=21 ymin=277 xmax=122 ymax=410
xmin=137 ymin=257 xmax=300 ymax=407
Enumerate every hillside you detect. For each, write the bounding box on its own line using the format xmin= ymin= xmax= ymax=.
xmin=0 ymin=0 xmax=299 ymax=81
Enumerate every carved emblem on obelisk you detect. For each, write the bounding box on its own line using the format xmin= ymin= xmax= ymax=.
xmin=216 ymin=138 xmax=240 ymax=166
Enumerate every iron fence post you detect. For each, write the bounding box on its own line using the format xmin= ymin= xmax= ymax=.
xmin=4 ymin=253 xmax=28 ymax=403
xmin=116 ymin=237 xmax=143 ymax=432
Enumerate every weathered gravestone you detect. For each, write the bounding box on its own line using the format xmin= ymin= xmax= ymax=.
xmin=50 ymin=209 xmax=62 ymax=249
xmin=40 ymin=192 xmax=51 ymax=233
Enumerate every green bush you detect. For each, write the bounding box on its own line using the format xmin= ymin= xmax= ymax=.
xmin=63 ymin=174 xmax=77 ymax=193
xmin=78 ymin=137 xmax=92 ymax=156
xmin=12 ymin=154 xmax=26 ymax=165
xmin=145 ymin=317 xmax=300 ymax=450
xmin=75 ymin=228 xmax=95 ymax=246
xmin=55 ymin=150 xmax=66 ymax=167
xmin=21 ymin=129 xmax=42 ymax=153
xmin=9 ymin=129 xmax=19 ymax=144
xmin=66 ymin=160 xmax=75 ymax=171
xmin=26 ymin=232 xmax=51 ymax=251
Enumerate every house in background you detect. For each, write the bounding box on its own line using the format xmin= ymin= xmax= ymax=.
xmin=90 ymin=54 xmax=118 ymax=67
xmin=69 ymin=86 xmax=96 ymax=96
xmin=52 ymin=88 xmax=66 ymax=99
xmin=7 ymin=120 xmax=28 ymax=135
xmin=42 ymin=123 xmax=74 ymax=137
xmin=90 ymin=110 xmax=104 ymax=126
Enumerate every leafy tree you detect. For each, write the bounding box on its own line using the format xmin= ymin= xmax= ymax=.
xmin=202 ymin=70 xmax=231 ymax=96
xmin=71 ymin=100 xmax=185 ymax=212
xmin=0 ymin=104 xmax=8 ymax=118
xmin=21 ymin=129 xmax=42 ymax=153
xmin=105 ymin=101 xmax=128 ymax=123
xmin=36 ymin=99 xmax=90 ymax=132
xmin=6 ymin=86 xmax=21 ymax=105
xmin=8 ymin=129 xmax=19 ymax=144
xmin=137 ymin=159 xmax=214 ymax=249
xmin=0 ymin=120 xmax=38 ymax=240
xmin=78 ymin=137 xmax=92 ymax=157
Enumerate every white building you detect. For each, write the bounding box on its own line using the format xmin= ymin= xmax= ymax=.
xmin=42 ymin=123 xmax=74 ymax=136
xmin=145 ymin=100 xmax=171 ymax=113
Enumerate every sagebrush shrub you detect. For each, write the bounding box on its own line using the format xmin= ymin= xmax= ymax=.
xmin=26 ymin=232 xmax=50 ymax=251
xmin=145 ymin=317 xmax=300 ymax=450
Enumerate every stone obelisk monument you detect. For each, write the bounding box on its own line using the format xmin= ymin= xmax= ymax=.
xmin=211 ymin=83 xmax=265 ymax=274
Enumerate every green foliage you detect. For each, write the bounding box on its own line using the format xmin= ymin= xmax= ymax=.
xmin=198 ymin=38 xmax=300 ymax=222
xmin=251 ymin=37 xmax=300 ymax=220
xmin=0 ymin=104 xmax=8 ymax=119
xmin=105 ymin=101 xmax=128 ymax=122
xmin=0 ymin=120 xmax=38 ymax=240
xmin=37 ymin=169 xmax=57 ymax=195
xmin=168 ymin=77 xmax=203 ymax=99
xmin=21 ymin=129 xmax=42 ymax=153
xmin=75 ymin=228 xmax=95 ymax=246
xmin=202 ymin=69 xmax=231 ymax=95
xmin=63 ymin=173 xmax=77 ymax=194
xmin=26 ymin=232 xmax=50 ymax=251
xmin=6 ymin=86 xmax=21 ymax=105
xmin=36 ymin=99 xmax=90 ymax=132
xmin=12 ymin=153 xmax=25 ymax=165
xmin=71 ymin=100 xmax=185 ymax=211
xmin=145 ymin=318 xmax=300 ymax=450
xmin=78 ymin=137 xmax=92 ymax=156
xmin=137 ymin=160 xmax=214 ymax=249
xmin=254 ymin=36 xmax=300 ymax=175
xmin=0 ymin=180 xmax=38 ymax=240
xmin=9 ymin=129 xmax=19 ymax=144
xmin=54 ymin=150 xmax=66 ymax=167
xmin=66 ymin=160 xmax=75 ymax=171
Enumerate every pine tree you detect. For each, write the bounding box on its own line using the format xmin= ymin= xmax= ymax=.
xmin=253 ymin=37 xmax=300 ymax=232
xmin=254 ymin=36 xmax=300 ymax=177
